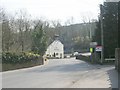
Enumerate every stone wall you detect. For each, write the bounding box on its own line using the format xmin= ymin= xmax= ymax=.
xmin=115 ymin=48 xmax=120 ymax=72
xmin=2 ymin=57 xmax=44 ymax=71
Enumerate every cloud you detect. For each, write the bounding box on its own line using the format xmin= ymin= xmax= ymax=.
xmin=0 ymin=0 xmax=103 ymax=24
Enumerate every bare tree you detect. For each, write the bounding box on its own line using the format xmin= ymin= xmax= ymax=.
xmin=1 ymin=8 xmax=13 ymax=51
xmin=51 ymin=20 xmax=62 ymax=37
xmin=81 ymin=15 xmax=93 ymax=40
xmin=15 ymin=10 xmax=30 ymax=51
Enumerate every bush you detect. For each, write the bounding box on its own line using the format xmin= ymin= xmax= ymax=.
xmin=2 ymin=52 xmax=44 ymax=71
xmin=2 ymin=52 xmax=41 ymax=64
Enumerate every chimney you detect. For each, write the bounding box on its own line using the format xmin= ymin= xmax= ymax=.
xmin=54 ymin=34 xmax=59 ymax=40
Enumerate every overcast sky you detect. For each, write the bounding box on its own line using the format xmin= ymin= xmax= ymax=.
xmin=0 ymin=0 xmax=104 ymax=24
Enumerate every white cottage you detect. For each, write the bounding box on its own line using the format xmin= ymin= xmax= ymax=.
xmin=45 ymin=40 xmax=64 ymax=58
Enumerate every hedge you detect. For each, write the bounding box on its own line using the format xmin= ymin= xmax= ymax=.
xmin=2 ymin=52 xmax=44 ymax=71
xmin=2 ymin=52 xmax=40 ymax=64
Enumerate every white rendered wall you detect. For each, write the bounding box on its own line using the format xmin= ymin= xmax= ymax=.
xmin=46 ymin=40 xmax=64 ymax=58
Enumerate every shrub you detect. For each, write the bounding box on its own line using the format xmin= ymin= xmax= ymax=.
xmin=2 ymin=52 xmax=41 ymax=64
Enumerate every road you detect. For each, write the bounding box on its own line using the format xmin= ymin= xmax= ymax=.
xmin=2 ymin=57 xmax=118 ymax=88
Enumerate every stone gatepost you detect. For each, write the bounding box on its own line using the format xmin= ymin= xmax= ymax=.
xmin=115 ymin=48 xmax=120 ymax=72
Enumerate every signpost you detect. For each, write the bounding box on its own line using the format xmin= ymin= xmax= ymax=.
xmin=90 ymin=42 xmax=98 ymax=47
xmin=96 ymin=46 xmax=102 ymax=52
xmin=90 ymin=42 xmax=98 ymax=63
xmin=100 ymin=4 xmax=104 ymax=64
xmin=96 ymin=46 xmax=102 ymax=62
xmin=118 ymin=1 xmax=120 ymax=48
xmin=90 ymin=48 xmax=93 ymax=53
xmin=90 ymin=42 xmax=103 ymax=63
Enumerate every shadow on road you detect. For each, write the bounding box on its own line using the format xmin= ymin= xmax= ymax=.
xmin=25 ymin=59 xmax=115 ymax=74
xmin=25 ymin=59 xmax=119 ymax=88
xmin=26 ymin=62 xmax=97 ymax=73
xmin=107 ymin=67 xmax=119 ymax=88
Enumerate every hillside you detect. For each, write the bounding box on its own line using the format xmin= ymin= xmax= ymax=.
xmin=45 ymin=22 xmax=97 ymax=53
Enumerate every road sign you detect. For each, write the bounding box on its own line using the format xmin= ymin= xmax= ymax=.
xmin=96 ymin=46 xmax=102 ymax=52
xmin=90 ymin=42 xmax=98 ymax=47
xmin=90 ymin=48 xmax=93 ymax=53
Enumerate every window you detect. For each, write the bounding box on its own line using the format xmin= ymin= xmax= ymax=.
xmin=56 ymin=53 xmax=58 ymax=55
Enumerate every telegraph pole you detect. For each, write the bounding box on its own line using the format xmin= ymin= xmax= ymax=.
xmin=118 ymin=1 xmax=120 ymax=48
xmin=100 ymin=4 xmax=104 ymax=64
xmin=89 ymin=20 xmax=92 ymax=40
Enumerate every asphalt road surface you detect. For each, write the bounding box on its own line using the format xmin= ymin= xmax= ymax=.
xmin=2 ymin=57 xmax=118 ymax=88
